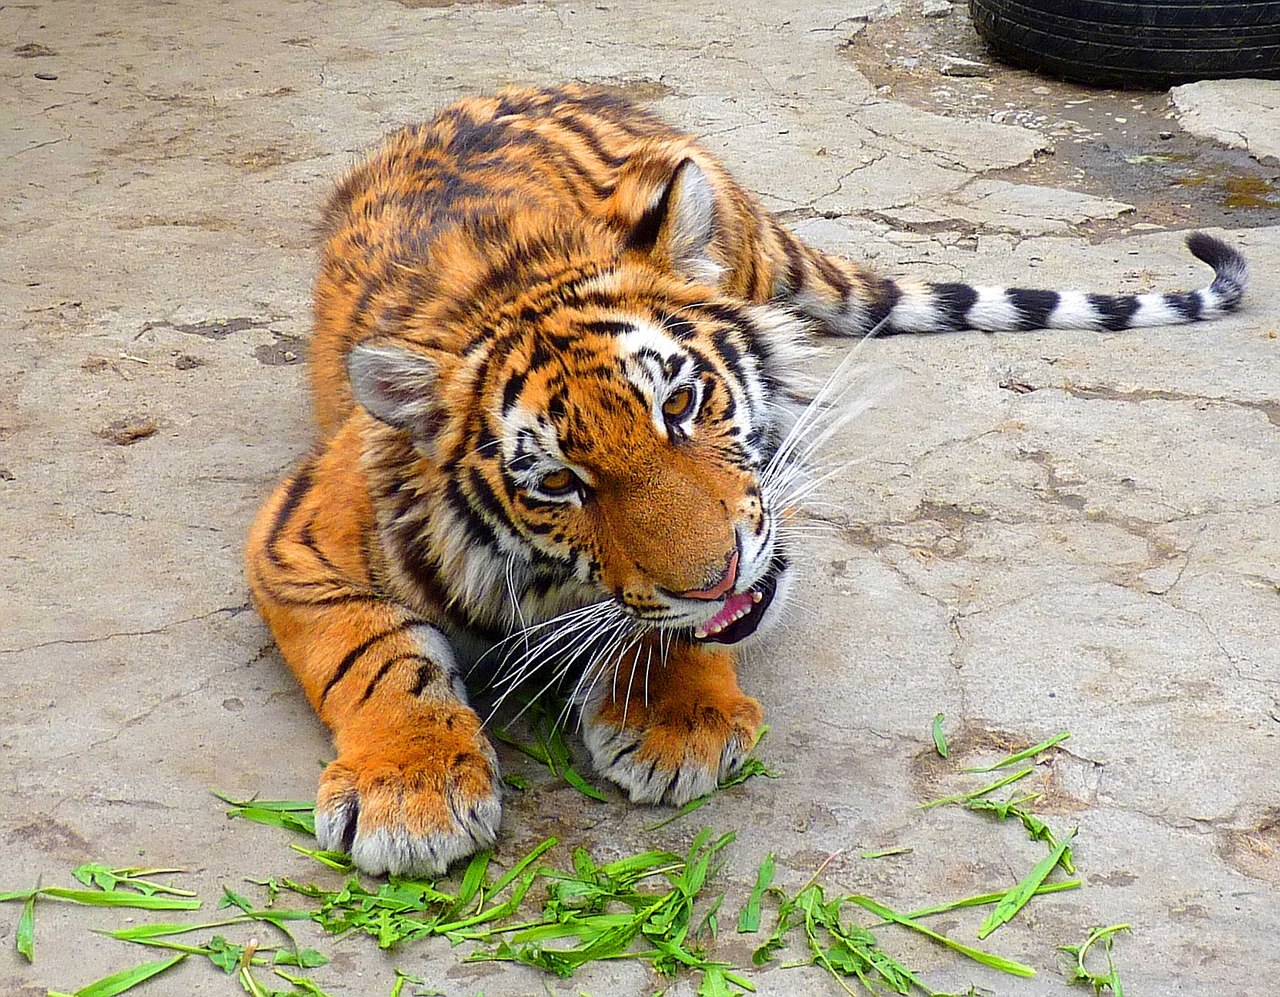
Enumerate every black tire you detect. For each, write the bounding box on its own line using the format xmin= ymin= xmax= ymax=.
xmin=969 ymin=0 xmax=1280 ymax=89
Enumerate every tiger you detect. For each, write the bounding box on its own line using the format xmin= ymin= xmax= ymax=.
xmin=245 ymin=83 xmax=1247 ymax=877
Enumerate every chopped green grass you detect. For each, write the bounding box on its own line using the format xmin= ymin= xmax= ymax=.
xmin=966 ymin=793 xmax=1077 ymax=875
xmin=752 ymin=877 xmax=1035 ymax=995
xmin=860 ymin=847 xmax=913 ymax=860
xmin=388 ymin=969 xmax=443 ymax=997
xmin=919 ymin=766 xmax=1034 ymax=810
xmin=736 ymin=853 xmax=775 ymax=933
xmin=46 ymin=953 xmax=187 ymax=997
xmin=844 ymin=894 xmax=1036 ymax=979
xmin=1061 ymin=923 xmax=1130 ymax=995
xmin=963 ymin=731 xmax=1070 ymax=773
xmin=72 ymin=864 xmax=199 ymax=897
xmin=976 ymin=830 xmax=1077 ymax=939
xmin=16 ymin=891 xmax=35 ymax=962
xmin=931 ymin=714 xmax=949 ymax=759
xmin=0 ymin=885 xmax=200 ymax=910
xmin=288 ymin=843 xmax=354 ymax=872
xmin=0 ymin=871 xmax=201 ymax=964
xmin=491 ymin=698 xmax=609 ymax=802
xmin=465 ymin=827 xmax=753 ymax=995
xmin=895 ymin=880 xmax=1081 ymax=922
xmin=32 ymin=722 xmax=1115 ymax=997
xmin=213 ymin=791 xmax=317 ymax=836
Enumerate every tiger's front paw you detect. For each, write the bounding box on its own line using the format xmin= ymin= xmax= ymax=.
xmin=314 ymin=704 xmax=501 ymax=877
xmin=583 ymin=691 xmax=763 ymax=806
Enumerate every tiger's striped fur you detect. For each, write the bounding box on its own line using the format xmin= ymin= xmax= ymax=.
xmin=246 ymin=84 xmax=1248 ymax=876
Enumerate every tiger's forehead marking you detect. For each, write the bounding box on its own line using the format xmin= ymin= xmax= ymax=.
xmin=618 ymin=321 xmax=690 ymax=382
xmin=496 ymin=318 xmax=686 ymax=471
xmin=617 ymin=321 xmax=697 ymax=435
xmin=499 ymin=389 xmax=597 ymax=487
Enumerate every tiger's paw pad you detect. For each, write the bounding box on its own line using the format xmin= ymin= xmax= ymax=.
xmin=583 ymin=695 xmax=763 ymax=806
xmin=314 ymin=731 xmax=501 ymax=877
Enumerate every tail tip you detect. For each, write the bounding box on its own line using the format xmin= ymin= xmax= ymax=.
xmin=1185 ymin=231 xmax=1249 ymax=308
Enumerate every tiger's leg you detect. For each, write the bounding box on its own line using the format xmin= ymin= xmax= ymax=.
xmin=580 ymin=637 xmax=762 ymax=805
xmin=245 ymin=437 xmax=500 ymax=876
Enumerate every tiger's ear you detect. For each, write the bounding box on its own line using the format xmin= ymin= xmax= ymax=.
xmin=622 ymin=158 xmax=722 ymax=284
xmin=347 ymin=343 xmax=444 ymax=444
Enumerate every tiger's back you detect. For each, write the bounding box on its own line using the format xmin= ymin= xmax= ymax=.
xmin=310 ymin=85 xmax=772 ymax=434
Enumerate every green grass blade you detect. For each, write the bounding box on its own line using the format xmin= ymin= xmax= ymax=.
xmin=238 ymin=963 xmax=272 ymax=997
xmin=718 ymin=756 xmax=778 ymax=790
xmin=273 ymin=969 xmax=335 ymax=996
xmin=976 ymin=831 xmax=1076 ymax=939
xmin=931 ymin=714 xmax=948 ymax=758
xmin=491 ymin=726 xmax=552 ymax=766
xmin=644 ymin=794 xmax=710 ymax=832
xmin=213 ymin=790 xmax=316 ymax=835
xmin=101 ymin=920 xmax=239 ymax=941
xmin=859 ymin=847 xmax=913 ymax=860
xmin=389 ymin=969 xmax=439 ymax=997
xmin=224 ymin=805 xmax=315 ymax=836
xmin=919 ymin=766 xmax=1034 ymax=810
xmin=17 ymin=891 xmax=35 ymax=962
xmin=899 ymin=879 xmax=1080 ymax=921
xmin=436 ymin=868 xmax=540 ymax=934
xmin=488 ymin=837 xmax=557 ymax=898
xmin=561 ymin=764 xmax=609 ymax=802
xmin=737 ymin=853 xmax=775 ymax=934
xmin=844 ymin=895 xmax=1035 ymax=978
xmin=70 ymin=864 xmax=197 ymax=898
xmin=51 ymin=953 xmax=187 ymax=997
xmin=101 ymin=937 xmax=215 ymax=956
xmin=1060 ymin=922 xmax=1130 ymax=994
xmin=39 ymin=888 xmax=200 ymax=910
xmin=456 ymin=850 xmax=491 ymax=910
xmin=101 ymin=910 xmax=311 ymax=947
xmin=211 ymin=790 xmax=314 ymax=812
xmin=289 ymin=843 xmax=354 ymax=871
xmin=963 ymin=731 xmax=1070 ymax=773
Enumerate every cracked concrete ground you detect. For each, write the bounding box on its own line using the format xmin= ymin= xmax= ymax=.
xmin=3 ymin=1 xmax=1278 ymax=995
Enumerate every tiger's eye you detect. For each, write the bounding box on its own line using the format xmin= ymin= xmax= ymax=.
xmin=662 ymin=386 xmax=695 ymax=421
xmin=538 ymin=468 xmax=577 ymax=495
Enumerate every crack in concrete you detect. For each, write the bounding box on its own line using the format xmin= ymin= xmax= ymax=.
xmin=82 ymin=673 xmax=222 ymax=754
xmin=1014 ymin=381 xmax=1280 ymax=427
xmin=7 ymin=137 xmax=68 ymax=159
xmin=1145 ymin=525 xmax=1203 ymax=597
xmin=812 ymin=153 xmax=890 ymax=207
xmin=0 ymin=604 xmax=249 ymax=655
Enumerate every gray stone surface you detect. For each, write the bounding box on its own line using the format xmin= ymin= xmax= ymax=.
xmin=1172 ymin=79 xmax=1280 ymax=164
xmin=2 ymin=2 xmax=1278 ymax=997
xmin=880 ymin=179 xmax=1134 ymax=236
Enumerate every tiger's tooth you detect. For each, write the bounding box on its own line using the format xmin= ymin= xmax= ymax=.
xmin=694 ymin=628 xmax=707 ymax=639
xmin=752 ymin=591 xmax=763 ymax=603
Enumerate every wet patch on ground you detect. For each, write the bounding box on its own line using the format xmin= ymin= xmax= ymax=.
xmin=842 ymin=3 xmax=1280 ymax=236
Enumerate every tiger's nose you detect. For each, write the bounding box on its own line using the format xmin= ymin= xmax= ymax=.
xmin=680 ymin=549 xmax=739 ymax=601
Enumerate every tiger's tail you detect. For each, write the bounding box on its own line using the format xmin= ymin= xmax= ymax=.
xmin=882 ymin=232 xmax=1247 ymax=334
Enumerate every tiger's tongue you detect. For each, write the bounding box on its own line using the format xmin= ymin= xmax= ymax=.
xmin=699 ymin=591 xmax=754 ymax=635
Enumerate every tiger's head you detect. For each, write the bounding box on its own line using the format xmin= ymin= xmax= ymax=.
xmin=347 ymin=156 xmax=810 ymax=647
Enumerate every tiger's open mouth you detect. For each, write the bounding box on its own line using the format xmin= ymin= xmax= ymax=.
xmin=691 ymin=557 xmax=784 ymax=645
